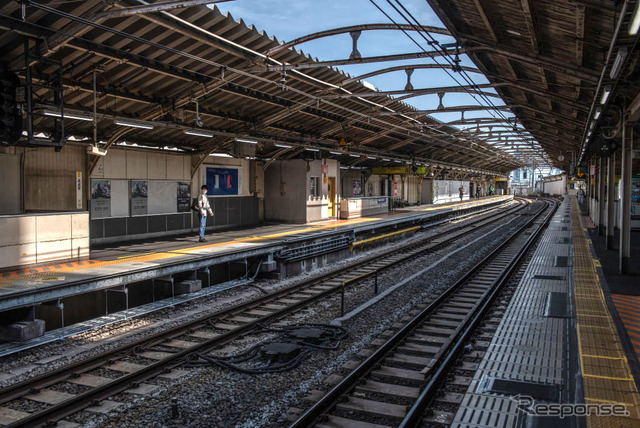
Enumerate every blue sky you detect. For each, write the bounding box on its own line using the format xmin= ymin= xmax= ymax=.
xmin=216 ymin=0 xmax=510 ymax=126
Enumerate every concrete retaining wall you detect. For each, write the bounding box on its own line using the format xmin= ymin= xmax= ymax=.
xmin=0 ymin=212 xmax=89 ymax=269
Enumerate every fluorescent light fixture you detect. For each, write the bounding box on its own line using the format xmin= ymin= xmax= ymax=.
xmin=506 ymin=30 xmax=522 ymax=36
xmin=630 ymin=1 xmax=640 ymax=35
xmin=43 ymin=109 xmax=93 ymax=121
xmin=209 ymin=153 xmax=233 ymax=158
xmin=236 ymin=137 xmax=258 ymax=144
xmin=116 ymin=119 xmax=154 ymax=130
xmin=349 ymin=153 xmax=360 ymax=158
xmin=382 ymin=158 xmax=390 ymax=161
xmin=394 ymin=159 xmax=402 ymax=163
xmin=610 ymin=47 xmax=628 ymax=79
xmin=330 ymin=151 xmax=342 ymax=155
xmin=600 ymin=85 xmax=611 ymax=105
xmin=305 ymin=147 xmax=320 ymax=152
xmin=594 ymin=107 xmax=602 ymax=120
xmin=275 ymin=143 xmax=292 ymax=148
xmin=368 ymin=156 xmax=377 ymax=159
xmin=184 ymin=129 xmax=213 ymax=137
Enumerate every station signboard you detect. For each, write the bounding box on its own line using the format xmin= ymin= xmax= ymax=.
xmin=372 ymin=166 xmax=409 ymax=175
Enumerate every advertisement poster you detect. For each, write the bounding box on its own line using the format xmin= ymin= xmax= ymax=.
xmin=177 ymin=182 xmax=191 ymax=212
xmin=130 ymin=180 xmax=148 ymax=216
xmin=631 ymin=176 xmax=640 ymax=219
xmin=352 ymin=179 xmax=362 ymax=196
xmin=91 ymin=179 xmax=111 ymax=218
xmin=206 ymin=167 xmax=240 ymax=196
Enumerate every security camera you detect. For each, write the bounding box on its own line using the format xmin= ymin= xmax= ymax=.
xmin=87 ymin=145 xmax=107 ymax=156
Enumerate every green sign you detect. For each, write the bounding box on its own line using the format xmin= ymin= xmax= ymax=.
xmin=372 ymin=166 xmax=410 ymax=175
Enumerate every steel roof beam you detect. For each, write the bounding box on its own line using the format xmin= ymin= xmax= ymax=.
xmin=338 ymin=64 xmax=482 ymax=87
xmin=95 ymin=0 xmax=234 ymax=19
xmin=9 ymin=2 xmax=108 ymax=71
xmin=472 ymin=0 xmax=499 ymax=42
xmin=263 ymin=24 xmax=452 ymax=58
xmin=250 ymin=45 xmax=599 ymax=84
xmin=322 ymin=83 xmax=588 ymax=112
xmin=374 ymin=104 xmax=584 ymax=127
xmin=519 ymin=0 xmax=540 ymax=55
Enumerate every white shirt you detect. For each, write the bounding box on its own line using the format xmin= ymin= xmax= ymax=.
xmin=198 ymin=193 xmax=213 ymax=215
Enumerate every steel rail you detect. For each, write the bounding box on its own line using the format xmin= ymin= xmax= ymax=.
xmin=399 ymin=199 xmax=557 ymax=426
xmin=0 ymin=200 xmax=524 ymax=427
xmin=289 ymin=198 xmax=556 ymax=427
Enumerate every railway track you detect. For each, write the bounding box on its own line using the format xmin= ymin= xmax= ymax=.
xmin=0 ymin=199 xmax=532 ymax=427
xmin=289 ymin=198 xmax=557 ymax=428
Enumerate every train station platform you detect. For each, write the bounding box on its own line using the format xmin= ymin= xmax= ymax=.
xmin=453 ymin=196 xmax=640 ymax=427
xmin=0 ymin=196 xmax=510 ymax=316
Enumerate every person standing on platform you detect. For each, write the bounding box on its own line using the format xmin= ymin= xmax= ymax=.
xmin=197 ymin=185 xmax=214 ymax=242
xmin=489 ymin=185 xmax=494 ymax=196
xmin=459 ymin=184 xmax=464 ymax=201
xmin=476 ymin=185 xmax=480 ymax=198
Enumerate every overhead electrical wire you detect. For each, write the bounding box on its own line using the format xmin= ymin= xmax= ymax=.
xmin=10 ymin=4 xmax=513 ymax=172
xmin=370 ymin=0 xmax=551 ymax=167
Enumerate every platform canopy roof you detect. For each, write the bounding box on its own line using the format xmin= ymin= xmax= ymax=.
xmin=425 ymin=0 xmax=640 ymax=170
xmin=0 ymin=0 xmax=524 ymax=177
xmin=1 ymin=1 xmax=637 ymax=177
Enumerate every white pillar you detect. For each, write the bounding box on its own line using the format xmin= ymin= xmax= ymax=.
xmin=606 ymin=153 xmax=616 ymax=250
xmin=619 ymin=121 xmax=633 ymax=274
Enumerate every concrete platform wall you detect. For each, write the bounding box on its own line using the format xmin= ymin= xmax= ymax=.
xmin=0 ymin=212 xmax=89 ymax=269
xmin=89 ymin=151 xmax=261 ymax=244
xmin=432 ymin=180 xmax=470 ymax=204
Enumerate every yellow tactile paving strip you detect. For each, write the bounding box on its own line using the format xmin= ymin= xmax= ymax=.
xmin=572 ymin=197 xmax=640 ymax=426
xmin=0 ymin=197 xmax=508 ymax=286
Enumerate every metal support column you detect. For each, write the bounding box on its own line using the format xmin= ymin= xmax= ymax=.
xmin=598 ymin=156 xmax=606 ymax=235
xmin=619 ymin=121 xmax=633 ymax=274
xmin=606 ymin=153 xmax=616 ymax=250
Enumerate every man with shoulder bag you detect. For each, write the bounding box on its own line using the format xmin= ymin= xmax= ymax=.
xmin=193 ymin=185 xmax=213 ymax=242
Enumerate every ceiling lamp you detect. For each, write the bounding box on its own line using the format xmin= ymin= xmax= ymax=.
xmin=275 ymin=143 xmax=292 ymax=148
xmin=610 ymin=47 xmax=628 ymax=79
xmin=594 ymin=107 xmax=602 ymax=120
xmin=44 ymin=108 xmax=93 ymax=121
xmin=184 ymin=129 xmax=213 ymax=137
xmin=236 ymin=137 xmax=258 ymax=144
xmin=116 ymin=119 xmax=154 ymax=130
xmin=600 ymin=85 xmax=612 ymax=105
xmin=630 ymin=1 xmax=640 ymax=35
